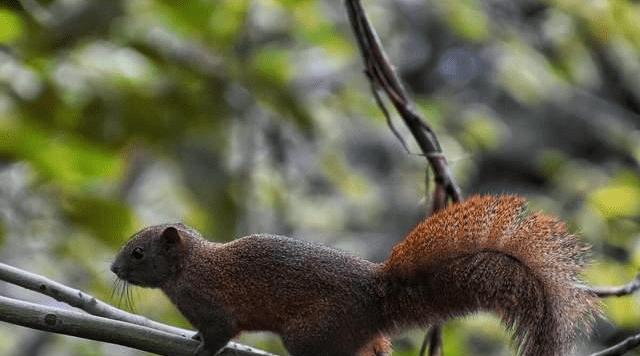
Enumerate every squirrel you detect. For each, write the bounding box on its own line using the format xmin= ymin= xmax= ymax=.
xmin=111 ymin=195 xmax=599 ymax=356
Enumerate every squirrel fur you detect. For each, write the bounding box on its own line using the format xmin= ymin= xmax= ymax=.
xmin=111 ymin=195 xmax=598 ymax=356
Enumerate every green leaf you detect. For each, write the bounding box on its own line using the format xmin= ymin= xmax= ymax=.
xmin=440 ymin=0 xmax=490 ymax=42
xmin=0 ymin=120 xmax=123 ymax=191
xmin=460 ymin=108 xmax=504 ymax=151
xmin=0 ymin=9 xmax=24 ymax=43
xmin=589 ymin=184 xmax=640 ymax=219
xmin=245 ymin=47 xmax=315 ymax=132
xmin=251 ymin=47 xmax=291 ymax=85
xmin=64 ymin=195 xmax=134 ymax=246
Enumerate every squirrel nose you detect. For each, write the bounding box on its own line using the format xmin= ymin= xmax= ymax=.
xmin=110 ymin=264 xmax=120 ymax=275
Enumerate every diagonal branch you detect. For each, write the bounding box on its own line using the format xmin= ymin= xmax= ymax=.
xmin=344 ymin=0 xmax=462 ymax=205
xmin=0 ymin=262 xmax=274 ymax=356
xmin=0 ymin=295 xmax=198 ymax=356
xmin=0 ymin=262 xmax=190 ymax=337
xmin=0 ymin=295 xmax=271 ymax=356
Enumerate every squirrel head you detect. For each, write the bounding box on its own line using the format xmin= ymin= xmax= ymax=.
xmin=111 ymin=223 xmax=193 ymax=288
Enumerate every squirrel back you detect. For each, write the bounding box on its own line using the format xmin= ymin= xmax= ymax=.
xmin=112 ymin=195 xmax=599 ymax=356
xmin=381 ymin=195 xmax=598 ymax=355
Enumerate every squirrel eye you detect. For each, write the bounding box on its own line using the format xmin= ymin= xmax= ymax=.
xmin=131 ymin=247 xmax=144 ymax=260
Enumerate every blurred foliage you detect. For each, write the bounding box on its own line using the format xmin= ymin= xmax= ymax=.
xmin=0 ymin=0 xmax=639 ymax=355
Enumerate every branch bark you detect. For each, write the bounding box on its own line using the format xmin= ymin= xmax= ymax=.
xmin=0 ymin=295 xmax=199 ymax=356
xmin=0 ymin=263 xmax=275 ymax=356
xmin=343 ymin=0 xmax=462 ymax=205
xmin=0 ymin=295 xmax=270 ymax=356
xmin=0 ymin=262 xmax=190 ymax=337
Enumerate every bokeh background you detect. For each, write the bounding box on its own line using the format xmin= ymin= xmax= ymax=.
xmin=1 ymin=0 xmax=640 ymax=355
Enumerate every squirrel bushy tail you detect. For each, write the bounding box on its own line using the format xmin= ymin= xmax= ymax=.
xmin=381 ymin=195 xmax=599 ymax=356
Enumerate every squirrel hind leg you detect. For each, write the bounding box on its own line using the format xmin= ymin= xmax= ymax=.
xmin=356 ymin=334 xmax=392 ymax=356
xmin=281 ymin=330 xmax=390 ymax=356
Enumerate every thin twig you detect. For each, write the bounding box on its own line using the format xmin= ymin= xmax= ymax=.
xmin=590 ymin=332 xmax=640 ymax=356
xmin=370 ymin=82 xmax=412 ymax=155
xmin=344 ymin=0 xmax=462 ymax=204
xmin=419 ymin=325 xmax=444 ymax=356
xmin=587 ymin=273 xmax=640 ymax=298
xmin=418 ymin=331 xmax=430 ymax=356
xmin=584 ymin=274 xmax=640 ymax=354
xmin=428 ymin=326 xmax=444 ymax=356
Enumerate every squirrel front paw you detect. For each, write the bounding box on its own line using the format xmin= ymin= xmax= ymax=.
xmin=193 ymin=339 xmax=224 ymax=356
xmin=193 ymin=341 xmax=211 ymax=356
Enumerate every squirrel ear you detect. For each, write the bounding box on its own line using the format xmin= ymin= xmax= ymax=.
xmin=161 ymin=226 xmax=181 ymax=244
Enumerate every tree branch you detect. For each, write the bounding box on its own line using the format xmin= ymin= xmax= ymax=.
xmin=0 ymin=295 xmax=198 ymax=356
xmin=585 ymin=274 xmax=640 ymax=354
xmin=587 ymin=273 xmax=640 ymax=298
xmin=419 ymin=325 xmax=443 ymax=356
xmin=0 ymin=295 xmax=270 ymax=356
xmin=343 ymin=0 xmax=462 ymax=205
xmin=590 ymin=332 xmax=640 ymax=356
xmin=0 ymin=263 xmax=275 ymax=356
xmin=0 ymin=262 xmax=190 ymax=337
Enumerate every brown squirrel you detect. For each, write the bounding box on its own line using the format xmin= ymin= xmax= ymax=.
xmin=111 ymin=195 xmax=599 ymax=356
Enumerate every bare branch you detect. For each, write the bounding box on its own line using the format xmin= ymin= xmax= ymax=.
xmin=582 ymin=273 xmax=640 ymax=355
xmin=0 ymin=262 xmax=190 ymax=337
xmin=0 ymin=295 xmax=196 ymax=356
xmin=590 ymin=332 xmax=640 ymax=356
xmin=587 ymin=273 xmax=640 ymax=298
xmin=0 ymin=295 xmax=272 ymax=356
xmin=343 ymin=0 xmax=462 ymax=204
xmin=419 ymin=325 xmax=443 ymax=356
xmin=0 ymin=262 xmax=274 ymax=356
